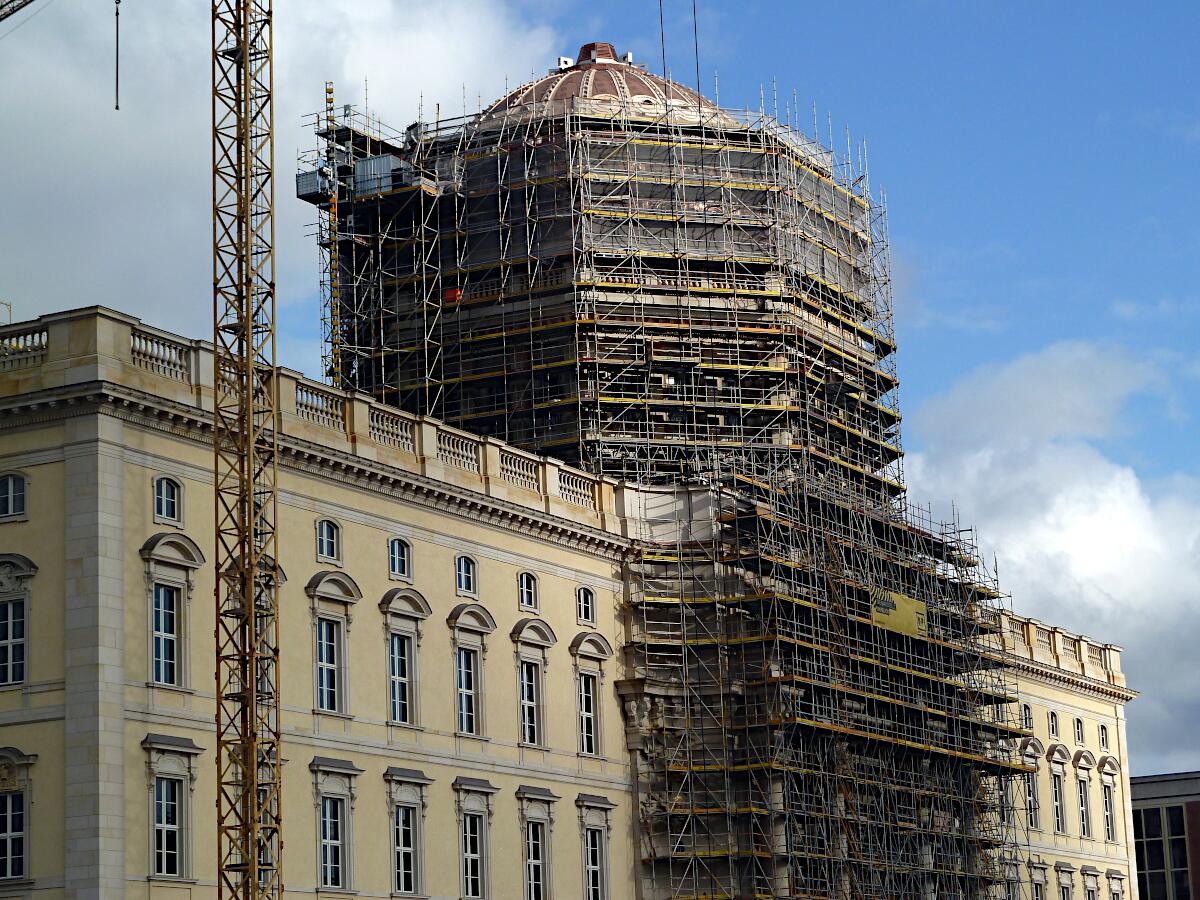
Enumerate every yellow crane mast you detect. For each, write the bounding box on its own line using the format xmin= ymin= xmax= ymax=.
xmin=211 ymin=1 xmax=283 ymax=898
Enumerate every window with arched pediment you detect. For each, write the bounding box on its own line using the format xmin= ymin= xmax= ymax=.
xmin=140 ymin=534 xmax=205 ymax=690
xmin=510 ymin=618 xmax=556 ymax=748
xmin=0 ymin=555 xmax=36 ymax=688
xmin=379 ymin=588 xmax=431 ymax=728
xmin=306 ymin=570 xmax=362 ymax=716
xmin=448 ymin=604 xmax=497 ymax=738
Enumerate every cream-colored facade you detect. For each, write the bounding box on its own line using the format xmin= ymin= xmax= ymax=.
xmin=1003 ymin=611 xmax=1140 ymax=900
xmin=0 ymin=306 xmax=651 ymax=899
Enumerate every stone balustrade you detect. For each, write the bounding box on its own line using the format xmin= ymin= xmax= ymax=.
xmin=0 ymin=306 xmax=625 ymax=533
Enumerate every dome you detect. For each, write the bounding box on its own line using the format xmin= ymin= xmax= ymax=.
xmin=484 ymin=41 xmax=731 ymax=124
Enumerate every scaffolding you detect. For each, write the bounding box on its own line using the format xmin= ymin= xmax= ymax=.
xmin=299 ymin=44 xmax=1028 ymax=899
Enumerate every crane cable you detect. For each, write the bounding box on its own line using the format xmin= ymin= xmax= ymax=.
xmin=114 ymin=0 xmax=120 ymax=110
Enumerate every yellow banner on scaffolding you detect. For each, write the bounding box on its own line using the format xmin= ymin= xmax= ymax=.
xmin=870 ymin=588 xmax=928 ymax=639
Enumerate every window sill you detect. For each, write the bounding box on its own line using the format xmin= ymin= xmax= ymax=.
xmin=455 ymin=590 xmax=478 ymax=600
xmin=519 ymin=742 xmax=547 ymax=751
xmin=455 ymin=732 xmax=489 ymax=742
xmin=316 ymin=556 xmax=344 ymax=568
xmin=146 ymin=682 xmax=195 ymax=695
xmin=316 ymin=888 xmax=358 ymax=896
xmin=152 ymin=516 xmax=184 ymax=529
xmin=577 ymin=751 xmax=607 ymax=761
xmin=388 ymin=720 xmax=423 ymax=732
xmin=0 ymin=682 xmax=26 ymax=692
xmin=148 ymin=875 xmax=197 ymax=884
xmin=389 ymin=573 xmax=414 ymax=584
xmin=313 ymin=709 xmax=354 ymax=721
xmin=0 ymin=877 xmax=34 ymax=887
xmin=0 ymin=515 xmax=28 ymax=525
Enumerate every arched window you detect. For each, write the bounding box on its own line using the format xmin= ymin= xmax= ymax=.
xmin=1074 ymin=717 xmax=1085 ymax=745
xmin=577 ymin=586 xmax=596 ymax=625
xmin=455 ymin=555 xmax=477 ymax=596
xmin=1099 ymin=724 xmax=1109 ymax=750
xmin=316 ymin=519 xmax=341 ymax=562
xmin=154 ymin=476 xmax=182 ymax=524
xmin=517 ymin=572 xmax=538 ymax=611
xmin=388 ymin=538 xmax=412 ymax=580
xmin=448 ymin=603 xmax=497 ymax=736
xmin=1048 ymin=711 xmax=1059 ymax=737
xmin=1021 ymin=703 xmax=1033 ymax=731
xmin=511 ymin=618 xmax=557 ymax=748
xmin=0 ymin=474 xmax=26 ymax=520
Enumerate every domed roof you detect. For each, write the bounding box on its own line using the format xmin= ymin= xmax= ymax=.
xmin=484 ymin=41 xmax=728 ymax=123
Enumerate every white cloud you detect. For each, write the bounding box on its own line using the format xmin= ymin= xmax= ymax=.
xmin=906 ymin=341 xmax=1200 ymax=775
xmin=0 ymin=0 xmax=559 ymax=376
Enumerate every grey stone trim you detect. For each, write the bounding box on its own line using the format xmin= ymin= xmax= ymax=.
xmin=576 ymin=793 xmax=617 ymax=809
xmin=1080 ymin=866 xmax=1101 ymax=875
xmin=516 ymin=785 xmax=560 ymax=801
xmin=1105 ymin=870 xmax=1126 ymax=879
xmin=1054 ymin=861 xmax=1077 ymax=872
xmin=452 ymin=776 xmax=498 ymax=793
xmin=309 ymin=756 xmax=365 ymax=775
xmin=140 ymin=733 xmax=203 ymax=755
xmin=383 ymin=767 xmax=432 ymax=784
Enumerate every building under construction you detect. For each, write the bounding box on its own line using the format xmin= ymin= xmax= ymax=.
xmin=299 ymin=41 xmax=1027 ymax=899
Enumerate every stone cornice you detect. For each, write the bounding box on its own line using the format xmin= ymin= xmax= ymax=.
xmin=1005 ymin=652 xmax=1138 ymax=704
xmin=0 ymin=381 xmax=635 ymax=560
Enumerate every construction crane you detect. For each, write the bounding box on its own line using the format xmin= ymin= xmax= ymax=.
xmin=211 ymin=1 xmax=282 ymax=897
xmin=2 ymin=2 xmax=284 ymax=897
xmin=0 ymin=0 xmax=36 ymax=20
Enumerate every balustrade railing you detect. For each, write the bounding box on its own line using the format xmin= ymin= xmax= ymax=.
xmin=131 ymin=329 xmax=190 ymax=381
xmin=437 ymin=430 xmax=481 ymax=473
xmin=295 ymin=383 xmax=346 ymax=430
xmin=500 ymin=450 xmax=540 ymax=493
xmin=369 ymin=407 xmax=415 ymax=453
xmin=0 ymin=327 xmax=48 ymax=373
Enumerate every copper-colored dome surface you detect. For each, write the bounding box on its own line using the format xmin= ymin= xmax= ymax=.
xmin=485 ymin=41 xmax=720 ymax=118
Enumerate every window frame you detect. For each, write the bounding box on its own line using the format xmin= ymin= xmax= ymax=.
xmin=453 ymin=779 xmax=496 ymax=900
xmin=0 ymin=791 xmax=25 ymax=882
xmin=1052 ymin=771 xmax=1066 ymax=834
xmin=517 ymin=785 xmax=558 ymax=900
xmin=457 ymin=646 xmax=481 ymax=736
xmin=448 ymin=604 xmax=497 ymax=739
xmin=0 ymin=474 xmax=27 ymax=522
xmin=1074 ymin=717 xmax=1085 ymax=745
xmin=306 ymin=571 xmax=362 ymax=718
xmin=385 ymin=767 xmax=430 ymax=897
xmin=142 ymin=733 xmax=201 ymax=882
xmin=576 ymin=585 xmax=597 ymax=625
xmin=1049 ymin=710 xmax=1060 ymax=737
xmin=455 ymin=555 xmax=479 ymax=597
xmin=152 ymin=475 xmax=183 ymax=526
xmin=577 ymin=794 xmax=615 ymax=900
xmin=518 ymin=658 xmax=543 ymax=747
xmin=380 ymin=588 xmax=430 ymax=730
xmin=315 ymin=518 xmax=342 ymax=564
xmin=388 ymin=631 xmax=415 ymax=726
xmin=153 ymin=775 xmax=184 ymax=877
xmin=517 ymin=571 xmax=539 ymax=612
xmin=309 ymin=757 xmax=362 ymax=893
xmin=570 ymin=632 xmax=613 ymax=759
xmin=152 ymin=582 xmax=181 ymax=687
xmin=0 ymin=594 xmax=26 ymax=689
xmin=388 ymin=537 xmax=412 ymax=582
xmin=320 ymin=794 xmax=347 ymax=889
xmin=140 ymin=535 xmax=204 ymax=693
xmin=1027 ymin=770 xmax=1042 ymax=831
xmin=1078 ymin=774 xmax=1092 ymax=839
xmin=1022 ymin=703 xmax=1034 ymax=731
xmin=315 ymin=616 xmax=346 ymax=715
xmin=1103 ymin=783 xmax=1116 ymax=842
xmin=578 ymin=671 xmax=599 ymax=757
xmin=1099 ymin=724 xmax=1109 ymax=750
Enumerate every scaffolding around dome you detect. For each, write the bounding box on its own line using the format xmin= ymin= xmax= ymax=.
xmin=298 ymin=54 xmax=1029 ymax=899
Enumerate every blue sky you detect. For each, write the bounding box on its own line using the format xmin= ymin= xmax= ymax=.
xmin=2 ymin=0 xmax=1196 ymax=773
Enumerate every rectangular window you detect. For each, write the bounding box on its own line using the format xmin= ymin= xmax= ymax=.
xmin=1052 ymin=772 xmax=1066 ymax=833
xmin=1103 ymin=784 xmax=1116 ymax=841
xmin=1027 ymin=773 xmax=1041 ymax=830
xmin=1087 ymin=889 xmax=1097 ymax=900
xmin=152 ymin=583 xmax=179 ymax=686
xmin=519 ymin=660 xmax=540 ymax=745
xmin=320 ymin=795 xmax=345 ymax=888
xmin=389 ymin=633 xmax=412 ymax=724
xmin=462 ymin=812 xmax=485 ymax=899
xmin=0 ymin=599 xmax=25 ymax=686
xmin=0 ymin=792 xmax=24 ymax=880
xmin=316 ymin=618 xmax=341 ymax=713
xmin=584 ymin=825 xmax=606 ymax=900
xmin=394 ymin=803 xmax=417 ymax=894
xmin=577 ymin=587 xmax=595 ymax=623
xmin=525 ymin=820 xmax=546 ymax=900
xmin=1032 ymin=883 xmax=1044 ymax=900
xmin=1061 ymin=886 xmax=1071 ymax=900
xmin=1079 ymin=778 xmax=1092 ymax=838
xmin=578 ymin=672 xmax=598 ymax=756
xmin=457 ymin=647 xmax=478 ymax=735
xmin=153 ymin=776 xmax=182 ymax=876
